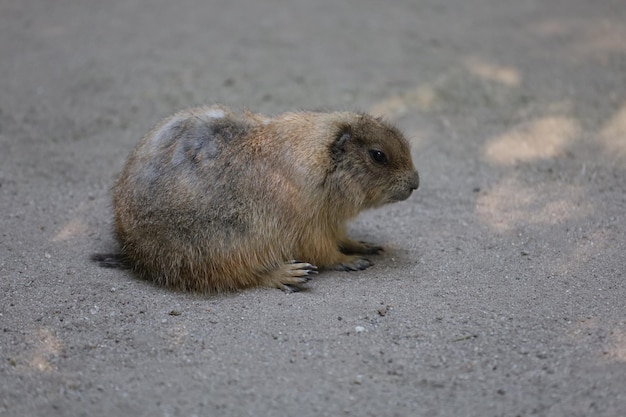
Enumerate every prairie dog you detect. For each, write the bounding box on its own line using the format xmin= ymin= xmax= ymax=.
xmin=101 ymin=105 xmax=419 ymax=292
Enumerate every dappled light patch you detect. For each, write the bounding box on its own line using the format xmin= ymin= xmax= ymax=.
xmin=531 ymin=18 xmax=626 ymax=62
xmin=598 ymin=102 xmax=626 ymax=165
xmin=369 ymin=84 xmax=438 ymax=118
xmin=463 ymin=56 xmax=521 ymax=87
xmin=27 ymin=327 xmax=63 ymax=372
xmin=476 ymin=176 xmax=593 ymax=232
xmin=168 ymin=321 xmax=189 ymax=345
xmin=553 ymin=229 xmax=613 ymax=276
xmin=567 ymin=319 xmax=626 ymax=364
xmin=603 ymin=329 xmax=626 ymax=363
xmin=370 ymin=54 xmax=525 ymax=123
xmin=484 ymin=116 xmax=580 ymax=165
xmin=567 ymin=317 xmax=599 ymax=341
xmin=53 ymin=219 xmax=89 ymax=242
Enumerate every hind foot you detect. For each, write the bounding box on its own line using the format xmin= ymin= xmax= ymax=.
xmin=90 ymin=253 xmax=131 ymax=269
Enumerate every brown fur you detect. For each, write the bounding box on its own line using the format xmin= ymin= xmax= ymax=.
xmin=108 ymin=105 xmax=419 ymax=292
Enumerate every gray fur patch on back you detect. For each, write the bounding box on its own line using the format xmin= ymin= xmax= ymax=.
xmin=192 ymin=122 xmax=220 ymax=158
xmin=138 ymin=114 xmax=250 ymax=191
xmin=209 ymin=118 xmax=248 ymax=143
xmin=172 ymin=121 xmax=219 ymax=167
xmin=147 ymin=116 xmax=185 ymax=154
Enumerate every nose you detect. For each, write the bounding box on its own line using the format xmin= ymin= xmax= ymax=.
xmin=409 ymin=171 xmax=419 ymax=191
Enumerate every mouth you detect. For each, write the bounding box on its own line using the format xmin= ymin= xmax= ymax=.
xmin=388 ymin=173 xmax=419 ymax=203
xmin=387 ymin=187 xmax=415 ymax=203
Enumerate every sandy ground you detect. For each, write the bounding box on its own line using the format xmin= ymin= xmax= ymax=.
xmin=1 ymin=0 xmax=625 ymax=416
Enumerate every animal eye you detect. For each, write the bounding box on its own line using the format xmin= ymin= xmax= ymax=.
xmin=369 ymin=149 xmax=387 ymax=165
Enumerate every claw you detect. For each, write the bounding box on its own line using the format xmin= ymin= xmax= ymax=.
xmin=266 ymin=260 xmax=318 ymax=292
xmin=282 ymin=284 xmax=299 ymax=293
xmin=288 ymin=262 xmax=318 ymax=276
xmin=332 ymin=256 xmax=372 ymax=271
xmin=360 ymin=241 xmax=384 ymax=255
xmin=290 ymin=260 xmax=318 ymax=271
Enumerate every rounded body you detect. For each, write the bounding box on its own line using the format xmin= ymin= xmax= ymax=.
xmin=112 ymin=105 xmax=419 ymax=292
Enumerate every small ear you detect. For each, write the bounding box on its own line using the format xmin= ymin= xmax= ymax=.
xmin=331 ymin=129 xmax=351 ymax=163
xmin=333 ymin=124 xmax=353 ymax=149
xmin=336 ymin=132 xmax=350 ymax=148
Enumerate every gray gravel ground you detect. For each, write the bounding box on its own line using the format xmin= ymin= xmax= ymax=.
xmin=1 ymin=0 xmax=625 ymax=416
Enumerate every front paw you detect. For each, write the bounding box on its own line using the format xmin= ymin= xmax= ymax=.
xmin=340 ymin=240 xmax=384 ymax=255
xmin=331 ymin=256 xmax=373 ymax=271
xmin=263 ymin=260 xmax=318 ymax=292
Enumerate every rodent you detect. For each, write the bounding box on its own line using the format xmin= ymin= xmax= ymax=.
xmin=95 ymin=105 xmax=419 ymax=292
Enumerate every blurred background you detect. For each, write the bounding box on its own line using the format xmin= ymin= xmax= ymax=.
xmin=1 ymin=1 xmax=625 ymax=416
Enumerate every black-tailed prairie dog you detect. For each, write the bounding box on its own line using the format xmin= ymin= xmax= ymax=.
xmin=95 ymin=105 xmax=419 ymax=292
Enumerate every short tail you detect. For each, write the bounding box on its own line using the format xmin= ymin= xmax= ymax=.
xmin=90 ymin=253 xmax=131 ymax=269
